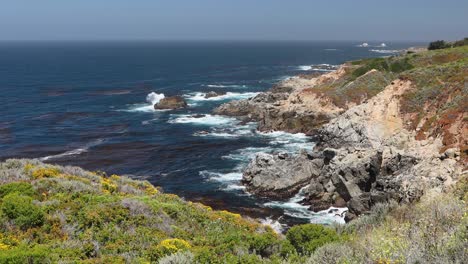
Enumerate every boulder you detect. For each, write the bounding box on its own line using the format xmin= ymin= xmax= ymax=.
xmin=205 ymin=91 xmax=226 ymax=99
xmin=242 ymin=151 xmax=321 ymax=199
xmin=154 ymin=96 xmax=188 ymax=110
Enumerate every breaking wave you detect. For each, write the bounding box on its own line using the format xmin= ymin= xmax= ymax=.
xmin=40 ymin=139 xmax=104 ymax=161
xmin=168 ymin=114 xmax=238 ymax=126
xmin=184 ymin=92 xmax=258 ymax=103
xmin=124 ymin=92 xmax=167 ymax=112
xmin=370 ymin=49 xmax=401 ymax=54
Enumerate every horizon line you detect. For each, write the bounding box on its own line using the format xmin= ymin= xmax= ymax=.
xmin=0 ymin=38 xmax=431 ymax=43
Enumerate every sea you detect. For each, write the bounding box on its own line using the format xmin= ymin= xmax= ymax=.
xmin=0 ymin=40 xmax=422 ymax=231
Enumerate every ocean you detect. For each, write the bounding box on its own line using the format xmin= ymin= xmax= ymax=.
xmin=0 ymin=40 xmax=422 ymax=230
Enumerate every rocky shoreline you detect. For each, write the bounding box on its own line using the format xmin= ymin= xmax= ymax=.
xmin=213 ymin=57 xmax=465 ymax=221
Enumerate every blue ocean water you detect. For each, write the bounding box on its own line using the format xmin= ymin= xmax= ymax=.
xmin=0 ymin=41 xmax=421 ymax=228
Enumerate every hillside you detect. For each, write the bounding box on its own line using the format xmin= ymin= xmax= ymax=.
xmin=0 ymin=159 xmax=466 ymax=263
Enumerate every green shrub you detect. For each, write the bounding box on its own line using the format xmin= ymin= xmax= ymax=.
xmin=0 ymin=245 xmax=49 ymax=264
xmin=452 ymin=37 xmax=468 ymax=47
xmin=286 ymin=224 xmax=340 ymax=255
xmin=1 ymin=193 xmax=44 ymax=229
xmin=0 ymin=182 xmax=35 ymax=198
xmin=248 ymin=232 xmax=281 ymax=257
xmin=428 ymin=40 xmax=448 ymax=50
xmin=389 ymin=58 xmax=414 ymax=72
xmin=351 ymin=58 xmax=388 ymax=79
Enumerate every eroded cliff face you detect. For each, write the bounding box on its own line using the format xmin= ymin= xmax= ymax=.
xmin=239 ymin=78 xmax=463 ymax=219
xmin=213 ymin=67 xmax=347 ymax=133
xmin=215 ymin=46 xmax=467 ymax=220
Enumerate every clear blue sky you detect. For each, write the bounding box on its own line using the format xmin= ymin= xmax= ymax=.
xmin=1 ymin=0 xmax=467 ymax=41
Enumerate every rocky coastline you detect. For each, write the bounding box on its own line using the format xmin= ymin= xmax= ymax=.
xmin=213 ymin=50 xmax=466 ymax=221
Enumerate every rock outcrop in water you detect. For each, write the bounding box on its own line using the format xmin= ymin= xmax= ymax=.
xmin=213 ymin=72 xmax=345 ymax=134
xmin=232 ymin=47 xmax=467 ymax=220
xmin=154 ymin=96 xmax=188 ymax=109
xmin=205 ymin=91 xmax=226 ymax=98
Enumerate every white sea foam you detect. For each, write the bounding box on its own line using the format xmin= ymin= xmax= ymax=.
xmin=298 ymin=65 xmax=313 ymax=71
xmin=193 ymin=123 xmax=256 ymax=139
xmin=370 ymin=49 xmax=401 ymax=54
xmin=258 ymin=131 xmax=315 ymax=152
xmin=185 ymin=92 xmax=258 ymax=103
xmin=146 ymin=92 xmax=165 ymax=105
xmin=201 ymin=171 xmax=243 ymax=182
xmin=204 ymin=84 xmax=248 ymax=89
xmin=222 ymin=147 xmax=274 ymax=162
xmin=297 ymin=64 xmax=337 ymax=72
xmin=264 ymin=186 xmax=347 ymax=224
xmin=201 ymin=170 xmax=246 ymax=192
xmin=261 ymin=217 xmax=286 ymax=233
xmin=168 ymin=114 xmax=238 ymax=126
xmin=40 ymin=139 xmax=104 ymax=161
xmin=125 ymin=92 xmax=168 ymax=112
xmin=224 ymin=184 xmax=246 ymax=191
xmin=358 ymin=42 xmax=369 ymax=47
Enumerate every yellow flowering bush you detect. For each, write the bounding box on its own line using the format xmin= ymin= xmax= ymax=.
xmin=150 ymin=238 xmax=191 ymax=260
xmin=101 ymin=177 xmax=118 ymax=194
xmin=143 ymin=182 xmax=158 ymax=195
xmin=31 ymin=167 xmax=60 ymax=179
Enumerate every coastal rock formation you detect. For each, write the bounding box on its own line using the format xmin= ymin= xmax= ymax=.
xmin=242 ymin=151 xmax=322 ymax=199
xmin=238 ymin=77 xmax=464 ymax=220
xmin=154 ymin=96 xmax=188 ymax=109
xmin=205 ymin=91 xmax=227 ymax=98
xmin=213 ymin=68 xmax=348 ymax=133
xmin=216 ymin=46 xmax=467 ymax=221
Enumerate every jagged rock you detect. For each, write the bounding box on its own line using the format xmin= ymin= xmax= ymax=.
xmin=154 ymin=96 xmax=188 ymax=109
xmin=205 ymin=91 xmax=226 ymax=98
xmin=242 ymin=151 xmax=322 ymax=199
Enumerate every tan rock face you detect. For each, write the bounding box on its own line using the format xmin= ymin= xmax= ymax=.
xmin=240 ymin=74 xmax=463 ymax=219
xmin=318 ymin=79 xmax=412 ymax=149
xmin=154 ymin=96 xmax=188 ymax=109
xmin=277 ymin=66 xmax=348 ymax=91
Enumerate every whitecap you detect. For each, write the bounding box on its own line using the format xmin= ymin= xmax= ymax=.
xmin=200 ymin=171 xmax=243 ymax=182
xmin=370 ymin=49 xmax=401 ymax=54
xmin=40 ymin=139 xmax=104 ymax=161
xmin=297 ymin=64 xmax=338 ymax=72
xmin=203 ymin=84 xmax=248 ymax=89
xmin=357 ymin=42 xmax=369 ymax=47
xmin=168 ymin=114 xmax=238 ymax=126
xmin=146 ymin=92 xmax=165 ymax=105
xmin=298 ymin=65 xmax=313 ymax=71
xmin=185 ymin=92 xmax=258 ymax=102
xmin=124 ymin=92 xmax=168 ymax=112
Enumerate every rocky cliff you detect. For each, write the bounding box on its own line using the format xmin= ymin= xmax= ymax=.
xmin=216 ymin=45 xmax=468 ymax=220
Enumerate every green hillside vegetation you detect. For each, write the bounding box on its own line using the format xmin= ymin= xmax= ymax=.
xmin=0 ymin=159 xmax=466 ymax=263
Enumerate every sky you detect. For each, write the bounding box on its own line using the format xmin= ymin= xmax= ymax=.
xmin=1 ymin=0 xmax=467 ymax=41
